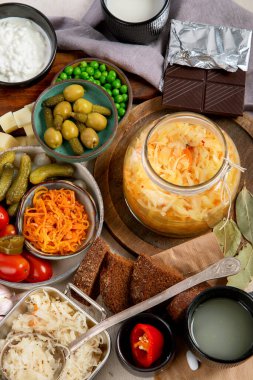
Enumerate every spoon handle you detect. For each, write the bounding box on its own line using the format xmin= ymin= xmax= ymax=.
xmin=69 ymin=257 xmax=240 ymax=353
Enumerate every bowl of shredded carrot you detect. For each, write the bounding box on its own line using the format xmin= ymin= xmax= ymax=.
xmin=17 ymin=180 xmax=98 ymax=260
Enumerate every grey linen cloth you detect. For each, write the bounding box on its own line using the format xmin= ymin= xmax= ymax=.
xmin=51 ymin=0 xmax=253 ymax=110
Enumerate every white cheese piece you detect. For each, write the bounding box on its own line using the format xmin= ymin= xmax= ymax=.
xmin=23 ymin=123 xmax=34 ymax=137
xmin=0 ymin=112 xmax=18 ymax=133
xmin=16 ymin=136 xmax=39 ymax=146
xmin=0 ymin=133 xmax=19 ymax=150
xmin=24 ymin=102 xmax=35 ymax=112
xmin=186 ymin=350 xmax=199 ymax=371
xmin=13 ymin=107 xmax=32 ymax=128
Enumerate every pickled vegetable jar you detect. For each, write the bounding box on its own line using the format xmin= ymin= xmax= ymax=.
xmin=123 ymin=113 xmax=241 ymax=237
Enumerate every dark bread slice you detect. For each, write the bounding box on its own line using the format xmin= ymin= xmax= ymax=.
xmin=167 ymin=283 xmax=210 ymax=321
xmin=73 ymin=237 xmax=109 ymax=302
xmin=130 ymin=254 xmax=184 ymax=305
xmin=100 ymin=252 xmax=134 ymax=313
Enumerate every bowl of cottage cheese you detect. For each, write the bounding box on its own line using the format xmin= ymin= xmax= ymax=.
xmin=0 ymin=3 xmax=57 ymax=86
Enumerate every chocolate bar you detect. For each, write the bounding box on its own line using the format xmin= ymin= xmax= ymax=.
xmin=162 ymin=65 xmax=246 ymax=117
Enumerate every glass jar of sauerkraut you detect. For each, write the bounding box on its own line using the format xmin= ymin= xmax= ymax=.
xmin=123 ymin=113 xmax=241 ymax=237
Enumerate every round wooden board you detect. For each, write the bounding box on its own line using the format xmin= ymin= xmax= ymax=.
xmin=94 ymin=97 xmax=253 ymax=256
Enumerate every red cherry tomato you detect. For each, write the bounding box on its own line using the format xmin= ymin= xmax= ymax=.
xmin=0 ymin=224 xmax=17 ymax=237
xmin=23 ymin=251 xmax=53 ymax=283
xmin=0 ymin=253 xmax=30 ymax=282
xmin=0 ymin=206 xmax=9 ymax=231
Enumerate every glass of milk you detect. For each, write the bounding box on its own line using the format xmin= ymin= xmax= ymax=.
xmin=101 ymin=0 xmax=170 ymax=44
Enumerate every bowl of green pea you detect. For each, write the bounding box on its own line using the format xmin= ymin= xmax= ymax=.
xmin=52 ymin=58 xmax=133 ymax=123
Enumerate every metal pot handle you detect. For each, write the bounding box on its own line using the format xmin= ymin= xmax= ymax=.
xmin=64 ymin=283 xmax=106 ymax=322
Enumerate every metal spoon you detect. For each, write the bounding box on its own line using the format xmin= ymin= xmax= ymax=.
xmin=0 ymin=257 xmax=240 ymax=380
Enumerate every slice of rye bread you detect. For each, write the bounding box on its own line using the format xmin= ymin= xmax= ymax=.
xmin=73 ymin=237 xmax=109 ymax=302
xmin=130 ymin=254 xmax=184 ymax=305
xmin=100 ymin=252 xmax=134 ymax=313
xmin=166 ymin=282 xmax=210 ymax=321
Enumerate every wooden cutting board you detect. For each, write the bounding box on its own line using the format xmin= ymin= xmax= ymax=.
xmin=94 ymin=98 xmax=253 ymax=256
xmin=0 ymin=50 xmax=158 ymax=116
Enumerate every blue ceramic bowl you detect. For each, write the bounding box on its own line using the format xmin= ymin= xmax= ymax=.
xmin=32 ymin=80 xmax=118 ymax=163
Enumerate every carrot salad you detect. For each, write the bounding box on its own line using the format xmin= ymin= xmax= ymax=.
xmin=23 ymin=187 xmax=89 ymax=255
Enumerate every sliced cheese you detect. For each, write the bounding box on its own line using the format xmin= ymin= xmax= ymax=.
xmin=16 ymin=135 xmax=39 ymax=146
xmin=0 ymin=112 xmax=18 ymax=133
xmin=23 ymin=123 xmax=34 ymax=137
xmin=24 ymin=102 xmax=35 ymax=112
xmin=13 ymin=107 xmax=32 ymax=128
xmin=0 ymin=132 xmax=19 ymax=150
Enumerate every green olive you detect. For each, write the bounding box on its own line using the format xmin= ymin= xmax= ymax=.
xmin=44 ymin=127 xmax=63 ymax=149
xmin=73 ymin=98 xmax=93 ymax=114
xmin=86 ymin=112 xmax=107 ymax=131
xmin=61 ymin=120 xmax=79 ymax=141
xmin=53 ymin=101 xmax=72 ymax=120
xmin=63 ymin=84 xmax=85 ymax=102
xmin=81 ymin=128 xmax=99 ymax=149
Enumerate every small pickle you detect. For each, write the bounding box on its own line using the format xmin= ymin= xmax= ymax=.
xmin=63 ymin=84 xmax=85 ymax=102
xmin=6 ymin=154 xmax=31 ymax=205
xmin=54 ymin=115 xmax=64 ymax=130
xmin=81 ymin=128 xmax=99 ymax=149
xmin=69 ymin=137 xmax=85 ymax=155
xmin=71 ymin=112 xmax=88 ymax=124
xmin=43 ymin=107 xmax=54 ymax=129
xmin=0 ymin=235 xmax=25 ymax=255
xmin=43 ymin=94 xmax=64 ymax=107
xmin=30 ymin=163 xmax=75 ymax=184
xmin=0 ymin=163 xmax=14 ymax=201
xmin=0 ymin=151 xmax=15 ymax=174
xmin=76 ymin=120 xmax=86 ymax=133
xmin=92 ymin=105 xmax=111 ymax=116
xmin=7 ymin=202 xmax=20 ymax=217
xmin=86 ymin=112 xmax=107 ymax=131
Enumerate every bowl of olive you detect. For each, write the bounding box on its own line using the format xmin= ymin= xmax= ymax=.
xmin=52 ymin=58 xmax=133 ymax=124
xmin=32 ymin=80 xmax=118 ymax=162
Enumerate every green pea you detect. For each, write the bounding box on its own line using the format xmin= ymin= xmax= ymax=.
xmin=94 ymin=70 xmax=102 ymax=79
xmin=88 ymin=77 xmax=95 ymax=83
xmin=99 ymin=64 xmax=106 ymax=72
xmin=102 ymin=71 xmax=108 ymax=77
xmin=80 ymin=66 xmax=88 ymax=72
xmin=86 ymin=66 xmax=95 ymax=76
xmin=105 ymin=88 xmax=112 ymax=96
xmin=120 ymin=84 xmax=128 ymax=94
xmin=100 ymin=75 xmax=107 ymax=84
xmin=60 ymin=72 xmax=68 ymax=80
xmin=56 ymin=78 xmax=62 ymax=82
xmin=112 ymin=88 xmax=119 ymax=97
xmin=64 ymin=66 xmax=73 ymax=76
xmin=122 ymin=93 xmax=128 ymax=102
xmin=73 ymin=67 xmax=81 ymax=76
xmin=107 ymin=72 xmax=116 ymax=83
xmin=112 ymin=79 xmax=121 ymax=89
xmin=90 ymin=61 xmax=99 ymax=69
xmin=79 ymin=61 xmax=88 ymax=68
xmin=115 ymin=94 xmax=123 ymax=103
xmin=104 ymin=83 xmax=112 ymax=90
xmin=81 ymin=71 xmax=89 ymax=80
xmin=67 ymin=75 xmax=72 ymax=79
xmin=118 ymin=107 xmax=126 ymax=117
xmin=118 ymin=115 xmax=121 ymax=121
xmin=119 ymin=102 xmax=126 ymax=109
xmin=115 ymin=103 xmax=120 ymax=110
xmin=94 ymin=80 xmax=101 ymax=85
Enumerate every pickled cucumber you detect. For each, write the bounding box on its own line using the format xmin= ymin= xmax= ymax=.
xmin=43 ymin=94 xmax=64 ymax=107
xmin=93 ymin=105 xmax=111 ymax=116
xmin=0 ymin=163 xmax=14 ymax=201
xmin=0 ymin=151 xmax=15 ymax=174
xmin=54 ymin=114 xmax=64 ymax=130
xmin=7 ymin=202 xmax=19 ymax=217
xmin=71 ymin=112 xmax=88 ymax=124
xmin=30 ymin=163 xmax=75 ymax=184
xmin=76 ymin=120 xmax=86 ymax=133
xmin=43 ymin=107 xmax=54 ymax=129
xmin=6 ymin=154 xmax=31 ymax=205
xmin=69 ymin=137 xmax=85 ymax=155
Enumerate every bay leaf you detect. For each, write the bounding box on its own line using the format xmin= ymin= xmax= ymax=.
xmin=236 ymin=243 xmax=253 ymax=270
xmin=213 ymin=219 xmax=241 ymax=257
xmin=227 ymin=270 xmax=251 ymax=290
xmin=236 ymin=186 xmax=253 ymax=244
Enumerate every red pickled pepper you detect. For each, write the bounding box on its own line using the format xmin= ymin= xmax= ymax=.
xmin=130 ymin=323 xmax=164 ymax=368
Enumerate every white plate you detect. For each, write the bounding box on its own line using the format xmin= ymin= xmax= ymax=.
xmin=0 ymin=146 xmax=104 ymax=290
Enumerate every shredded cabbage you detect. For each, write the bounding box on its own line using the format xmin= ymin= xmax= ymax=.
xmin=123 ymin=120 xmax=241 ymax=235
xmin=0 ymin=291 xmax=105 ymax=380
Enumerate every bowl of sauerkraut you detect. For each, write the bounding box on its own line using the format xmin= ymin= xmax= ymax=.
xmin=0 ymin=286 xmax=110 ymax=380
xmin=123 ymin=112 xmax=241 ymax=237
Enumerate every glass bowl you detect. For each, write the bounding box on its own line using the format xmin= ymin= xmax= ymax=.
xmin=32 ymin=80 xmax=118 ymax=163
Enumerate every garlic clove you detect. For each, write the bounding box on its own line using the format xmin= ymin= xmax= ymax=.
xmin=0 ymin=284 xmax=12 ymax=300
xmin=0 ymin=298 xmax=13 ymax=316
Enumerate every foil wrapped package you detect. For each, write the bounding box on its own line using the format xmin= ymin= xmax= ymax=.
xmin=165 ymin=19 xmax=252 ymax=72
